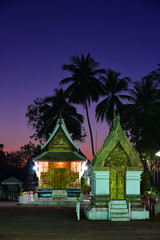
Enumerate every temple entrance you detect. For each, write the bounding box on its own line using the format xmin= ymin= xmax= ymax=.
xmin=54 ymin=168 xmax=66 ymax=190
xmin=110 ymin=166 xmax=126 ymax=200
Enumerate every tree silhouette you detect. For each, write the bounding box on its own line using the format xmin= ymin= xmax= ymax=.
xmin=96 ymin=69 xmax=132 ymax=124
xmin=60 ymin=53 xmax=106 ymax=156
xmin=26 ymin=88 xmax=86 ymax=142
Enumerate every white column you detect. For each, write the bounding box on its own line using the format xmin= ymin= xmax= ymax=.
xmin=91 ymin=171 xmax=109 ymax=195
xmin=126 ymin=171 xmax=142 ymax=195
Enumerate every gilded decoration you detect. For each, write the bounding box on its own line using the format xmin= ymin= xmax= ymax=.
xmin=92 ymin=166 xmax=110 ymax=171
xmin=110 ymin=166 xmax=126 ymax=200
xmin=127 ymin=167 xmax=144 ymax=171
xmin=104 ymin=142 xmax=131 ymax=167
xmin=54 ymin=168 xmax=66 ymax=190
xmin=48 ymin=129 xmax=73 ymax=151
xmin=90 ymin=115 xmax=144 ymax=201
xmin=91 ymin=115 xmax=143 ymax=169
xmin=39 ymin=161 xmax=80 ymax=189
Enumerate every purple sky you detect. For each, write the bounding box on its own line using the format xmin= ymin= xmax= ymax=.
xmin=0 ymin=0 xmax=160 ymax=160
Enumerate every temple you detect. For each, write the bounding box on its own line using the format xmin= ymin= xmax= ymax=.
xmin=34 ymin=118 xmax=87 ymax=198
xmin=85 ymin=115 xmax=149 ymax=221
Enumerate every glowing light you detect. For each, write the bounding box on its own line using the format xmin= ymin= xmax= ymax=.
xmin=33 ymin=166 xmax=36 ymax=171
xmin=156 ymin=151 xmax=160 ymax=157
xmin=56 ymin=162 xmax=65 ymax=168
xmin=84 ymin=165 xmax=88 ymax=171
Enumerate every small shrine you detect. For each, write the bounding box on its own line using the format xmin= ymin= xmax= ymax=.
xmin=34 ymin=118 xmax=87 ymax=198
xmin=85 ymin=115 xmax=149 ymax=221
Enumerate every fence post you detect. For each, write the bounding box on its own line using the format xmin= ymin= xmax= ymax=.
xmin=34 ymin=192 xmax=38 ymax=205
xmin=19 ymin=193 xmax=23 ymax=204
xmin=108 ymin=202 xmax=111 ymax=220
xmin=76 ymin=197 xmax=80 ymax=220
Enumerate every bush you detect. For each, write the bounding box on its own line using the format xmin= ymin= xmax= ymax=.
xmin=141 ymin=171 xmax=151 ymax=194
xmin=81 ymin=184 xmax=91 ymax=194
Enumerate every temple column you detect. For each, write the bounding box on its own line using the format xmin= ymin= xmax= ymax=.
xmin=91 ymin=171 xmax=110 ymax=195
xmin=126 ymin=171 xmax=143 ymax=195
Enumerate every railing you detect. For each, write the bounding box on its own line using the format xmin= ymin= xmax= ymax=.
xmin=108 ymin=202 xmax=111 ymax=220
xmin=76 ymin=197 xmax=80 ymax=220
xmin=128 ymin=202 xmax=131 ymax=219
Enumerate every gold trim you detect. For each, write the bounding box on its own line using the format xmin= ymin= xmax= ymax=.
xmin=127 ymin=167 xmax=143 ymax=171
xmin=92 ymin=166 xmax=110 ymax=171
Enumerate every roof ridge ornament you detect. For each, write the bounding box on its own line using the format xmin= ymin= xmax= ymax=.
xmin=59 ymin=110 xmax=62 ymax=125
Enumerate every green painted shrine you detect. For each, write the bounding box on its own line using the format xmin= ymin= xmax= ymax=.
xmin=34 ymin=118 xmax=87 ymax=193
xmin=85 ymin=115 xmax=149 ymax=221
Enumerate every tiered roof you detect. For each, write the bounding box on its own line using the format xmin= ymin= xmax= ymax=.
xmin=91 ymin=115 xmax=143 ymax=168
xmin=34 ymin=118 xmax=87 ymax=162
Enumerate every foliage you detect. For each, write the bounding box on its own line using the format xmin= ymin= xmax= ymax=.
xmin=96 ymin=69 xmax=132 ymax=125
xmin=81 ymin=184 xmax=91 ymax=194
xmin=121 ymin=76 xmax=160 ymax=155
xmin=146 ymin=63 xmax=160 ymax=84
xmin=0 ymin=142 xmax=40 ymax=183
xmin=60 ymin=53 xmax=106 ymax=156
xmin=20 ymin=141 xmax=41 ymax=159
xmin=0 ymin=144 xmax=8 ymax=181
xmin=26 ymin=88 xmax=86 ymax=143
xmin=140 ymin=172 xmax=151 ymax=195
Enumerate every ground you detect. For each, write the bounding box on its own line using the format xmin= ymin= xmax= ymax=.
xmin=0 ymin=202 xmax=160 ymax=240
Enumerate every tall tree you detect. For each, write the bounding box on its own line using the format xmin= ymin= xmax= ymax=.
xmin=60 ymin=53 xmax=106 ymax=156
xmin=0 ymin=144 xmax=7 ymax=182
xmin=26 ymin=88 xmax=86 ymax=143
xmin=146 ymin=63 xmax=160 ymax=84
xmin=95 ymin=69 xmax=132 ymax=124
xmin=122 ymin=76 xmax=160 ymax=154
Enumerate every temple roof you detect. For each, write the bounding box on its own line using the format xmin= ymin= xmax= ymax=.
xmin=41 ymin=118 xmax=79 ymax=151
xmin=34 ymin=151 xmax=86 ymax=162
xmin=1 ymin=176 xmax=23 ymax=185
xmin=91 ymin=114 xmax=143 ymax=168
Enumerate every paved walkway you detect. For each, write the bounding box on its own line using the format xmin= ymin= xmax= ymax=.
xmin=0 ymin=202 xmax=160 ymax=240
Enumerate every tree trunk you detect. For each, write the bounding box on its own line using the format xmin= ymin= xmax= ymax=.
xmin=84 ymin=100 xmax=95 ymax=157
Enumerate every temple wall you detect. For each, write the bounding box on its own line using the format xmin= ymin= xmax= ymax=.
xmin=91 ymin=170 xmax=142 ymax=196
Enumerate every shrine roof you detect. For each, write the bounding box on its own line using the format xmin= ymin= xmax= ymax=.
xmin=34 ymin=151 xmax=87 ymax=162
xmin=41 ymin=118 xmax=79 ymax=150
xmin=1 ymin=176 xmax=23 ymax=185
xmin=91 ymin=114 xmax=142 ymax=168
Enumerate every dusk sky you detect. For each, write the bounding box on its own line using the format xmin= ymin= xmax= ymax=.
xmin=0 ymin=0 xmax=160 ymax=160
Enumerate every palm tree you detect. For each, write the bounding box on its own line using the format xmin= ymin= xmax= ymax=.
xmin=95 ymin=69 xmax=132 ymax=125
xmin=60 ymin=53 xmax=106 ymax=156
xmin=42 ymin=88 xmax=86 ymax=142
xmin=125 ymin=77 xmax=160 ymax=152
xmin=26 ymin=88 xmax=86 ymax=142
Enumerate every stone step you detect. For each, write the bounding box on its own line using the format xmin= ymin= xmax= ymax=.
xmin=111 ymin=208 xmax=128 ymax=213
xmin=111 ymin=217 xmax=130 ymax=221
xmin=110 ymin=200 xmax=127 ymax=205
xmin=111 ymin=204 xmax=127 ymax=209
xmin=111 ymin=213 xmax=129 ymax=218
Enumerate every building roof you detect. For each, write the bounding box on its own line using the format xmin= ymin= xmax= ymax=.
xmin=34 ymin=151 xmax=86 ymax=162
xmin=41 ymin=118 xmax=79 ymax=150
xmin=1 ymin=176 xmax=23 ymax=185
xmin=91 ymin=114 xmax=143 ymax=168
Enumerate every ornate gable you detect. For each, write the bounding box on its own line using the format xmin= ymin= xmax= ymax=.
xmin=91 ymin=115 xmax=143 ymax=169
xmin=41 ymin=118 xmax=79 ymax=151
xmin=48 ymin=128 xmax=73 ymax=151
